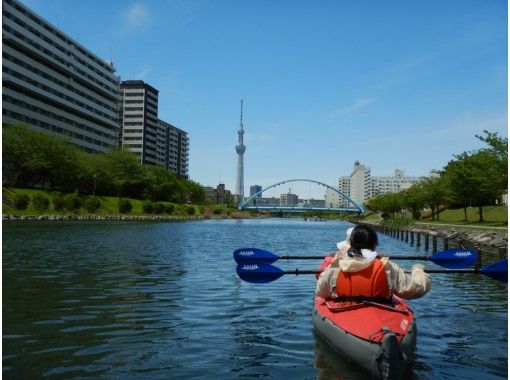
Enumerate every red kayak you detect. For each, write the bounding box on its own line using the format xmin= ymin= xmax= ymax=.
xmin=313 ymin=259 xmax=417 ymax=379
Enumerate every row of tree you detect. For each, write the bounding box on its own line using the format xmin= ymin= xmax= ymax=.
xmin=3 ymin=124 xmax=206 ymax=203
xmin=365 ymin=131 xmax=507 ymax=222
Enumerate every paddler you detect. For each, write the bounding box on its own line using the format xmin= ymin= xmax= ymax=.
xmin=316 ymin=224 xmax=431 ymax=300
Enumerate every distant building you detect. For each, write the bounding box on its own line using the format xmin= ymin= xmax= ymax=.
xmin=250 ymin=185 xmax=262 ymax=197
xmin=338 ymin=176 xmax=351 ymax=207
xmin=371 ymin=169 xmax=417 ymax=197
xmin=350 ymin=161 xmax=372 ymax=205
xmin=248 ymin=197 xmax=279 ymax=206
xmin=205 ymin=183 xmax=232 ymax=204
xmin=303 ymin=199 xmax=326 ymax=207
xmin=325 ymin=188 xmax=340 ymax=208
xmin=2 ymin=0 xmax=121 ymax=153
xmin=338 ymin=162 xmax=419 ymax=205
xmin=280 ymin=189 xmax=298 ymax=206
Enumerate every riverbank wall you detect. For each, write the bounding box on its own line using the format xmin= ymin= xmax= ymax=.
xmin=3 ymin=214 xmax=210 ymax=222
xmin=358 ymin=221 xmax=508 ymax=262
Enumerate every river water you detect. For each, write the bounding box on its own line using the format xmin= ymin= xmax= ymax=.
xmin=3 ymin=219 xmax=507 ymax=379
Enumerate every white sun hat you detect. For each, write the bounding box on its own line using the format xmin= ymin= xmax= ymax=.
xmin=336 ymin=227 xmax=354 ymax=250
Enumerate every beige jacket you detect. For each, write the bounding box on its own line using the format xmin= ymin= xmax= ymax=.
xmin=315 ymin=253 xmax=431 ymax=300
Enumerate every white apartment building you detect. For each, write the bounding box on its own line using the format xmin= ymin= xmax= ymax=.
xmin=371 ymin=169 xmax=417 ymax=197
xmin=120 ymin=80 xmax=159 ymax=165
xmin=338 ymin=162 xmax=419 ymax=205
xmin=2 ymin=0 xmax=121 ymax=153
xmin=325 ymin=188 xmax=340 ymax=208
xmin=350 ymin=161 xmax=372 ymax=205
xmin=120 ymin=80 xmax=190 ymax=177
xmin=158 ymin=119 xmax=189 ymax=178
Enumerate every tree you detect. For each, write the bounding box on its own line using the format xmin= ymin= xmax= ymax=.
xmin=101 ymin=148 xmax=146 ymax=198
xmin=476 ymin=130 xmax=508 ymax=194
xmin=2 ymin=124 xmax=88 ymax=190
xmin=401 ymin=184 xmax=426 ymax=220
xmin=420 ymin=176 xmax=450 ymax=220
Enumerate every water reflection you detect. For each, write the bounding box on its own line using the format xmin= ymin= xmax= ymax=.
xmin=3 ymin=219 xmax=507 ymax=379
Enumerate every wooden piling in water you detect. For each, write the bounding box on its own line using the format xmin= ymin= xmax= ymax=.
xmin=475 ymin=245 xmax=482 ymax=269
xmin=443 ymin=237 xmax=449 ymax=251
xmin=405 ymin=230 xmax=409 ymax=243
xmin=432 ymin=235 xmax=437 ymax=253
xmin=410 ymin=231 xmax=414 ymax=246
xmin=416 ymin=233 xmax=421 ymax=247
xmin=424 ymin=234 xmax=429 ymax=251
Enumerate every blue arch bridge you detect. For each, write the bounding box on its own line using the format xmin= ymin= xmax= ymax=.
xmin=238 ymin=179 xmax=364 ymax=213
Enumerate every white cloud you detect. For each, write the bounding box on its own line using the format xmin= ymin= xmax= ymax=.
xmin=124 ymin=3 xmax=150 ymax=28
xmin=134 ymin=66 xmax=153 ymax=79
xmin=331 ymin=97 xmax=375 ymax=117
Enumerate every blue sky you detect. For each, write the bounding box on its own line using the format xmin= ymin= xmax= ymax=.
xmin=22 ymin=0 xmax=508 ymax=199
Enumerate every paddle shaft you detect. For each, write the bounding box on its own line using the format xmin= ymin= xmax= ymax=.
xmin=284 ymin=268 xmax=489 ymax=275
xmin=278 ymin=254 xmax=445 ymax=261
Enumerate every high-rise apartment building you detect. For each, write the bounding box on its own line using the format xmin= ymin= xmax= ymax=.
xmin=158 ymin=119 xmax=189 ymax=178
xmin=371 ymin=169 xmax=417 ymax=197
xmin=120 ymin=80 xmax=159 ymax=165
xmin=350 ymin=161 xmax=372 ymax=205
xmin=338 ymin=162 xmax=419 ymax=205
xmin=338 ymin=176 xmax=351 ymax=207
xmin=2 ymin=0 xmax=121 ymax=153
xmin=120 ymin=80 xmax=189 ymax=177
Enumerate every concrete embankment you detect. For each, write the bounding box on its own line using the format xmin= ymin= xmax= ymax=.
xmin=2 ymin=214 xmax=209 ymax=222
xmin=359 ymin=221 xmax=508 ymax=257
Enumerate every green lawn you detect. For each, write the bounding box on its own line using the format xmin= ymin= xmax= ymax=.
xmin=420 ymin=205 xmax=507 ymax=228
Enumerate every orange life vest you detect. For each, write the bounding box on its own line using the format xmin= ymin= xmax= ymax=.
xmin=335 ymin=258 xmax=391 ymax=300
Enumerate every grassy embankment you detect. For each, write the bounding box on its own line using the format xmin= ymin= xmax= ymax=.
xmin=2 ymin=187 xmax=240 ymax=218
xmin=418 ymin=206 xmax=508 ymax=228
xmin=369 ymin=206 xmax=507 ymax=231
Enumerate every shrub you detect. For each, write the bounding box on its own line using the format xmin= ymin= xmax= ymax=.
xmin=13 ymin=194 xmax=30 ymax=210
xmin=164 ymin=204 xmax=175 ymax=214
xmin=118 ymin=198 xmax=132 ymax=213
xmin=52 ymin=194 xmax=65 ymax=211
xmin=142 ymin=201 xmax=153 ymax=214
xmin=186 ymin=206 xmax=195 ymax=215
xmin=32 ymin=194 xmax=50 ymax=211
xmin=84 ymin=196 xmax=101 ymax=213
xmin=212 ymin=207 xmax=222 ymax=215
xmin=63 ymin=192 xmax=82 ymax=211
xmin=153 ymin=202 xmax=164 ymax=214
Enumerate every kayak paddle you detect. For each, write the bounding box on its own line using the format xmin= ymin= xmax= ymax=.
xmin=233 ymin=247 xmax=479 ymax=269
xmin=235 ymin=260 xmax=508 ymax=284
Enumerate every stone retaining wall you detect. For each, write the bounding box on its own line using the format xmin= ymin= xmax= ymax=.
xmin=2 ymin=214 xmax=213 ymax=222
xmin=358 ymin=221 xmax=507 ymax=258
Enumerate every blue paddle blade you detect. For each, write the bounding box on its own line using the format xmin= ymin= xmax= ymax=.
xmin=430 ymin=248 xmax=478 ymax=269
xmin=233 ymin=248 xmax=279 ymax=264
xmin=236 ymin=262 xmax=284 ymax=283
xmin=480 ymin=260 xmax=508 ymax=283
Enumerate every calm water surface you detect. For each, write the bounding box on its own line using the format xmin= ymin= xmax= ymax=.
xmin=3 ymin=219 xmax=508 ymax=379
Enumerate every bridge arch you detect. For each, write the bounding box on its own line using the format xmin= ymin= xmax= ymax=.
xmin=238 ymin=178 xmax=364 ymax=213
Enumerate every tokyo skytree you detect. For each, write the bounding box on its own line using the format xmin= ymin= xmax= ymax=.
xmin=235 ymin=99 xmax=245 ymax=203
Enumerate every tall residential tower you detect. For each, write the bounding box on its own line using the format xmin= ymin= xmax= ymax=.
xmin=2 ymin=0 xmax=121 ymax=153
xmin=235 ymin=99 xmax=246 ymax=203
